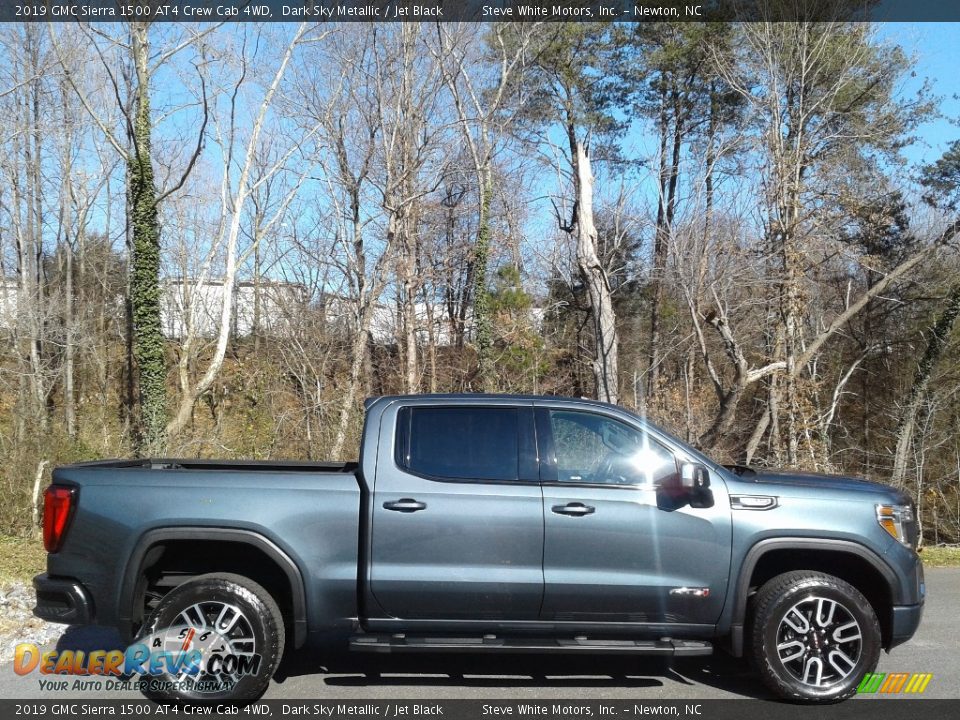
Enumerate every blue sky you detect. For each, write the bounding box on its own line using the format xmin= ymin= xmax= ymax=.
xmin=878 ymin=22 xmax=960 ymax=165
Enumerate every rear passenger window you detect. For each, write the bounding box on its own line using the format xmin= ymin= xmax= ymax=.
xmin=397 ymin=407 xmax=519 ymax=482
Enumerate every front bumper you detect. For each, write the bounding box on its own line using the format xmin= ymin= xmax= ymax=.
xmin=33 ymin=573 xmax=94 ymax=625
xmin=887 ymin=561 xmax=925 ymax=650
xmin=888 ymin=603 xmax=924 ymax=650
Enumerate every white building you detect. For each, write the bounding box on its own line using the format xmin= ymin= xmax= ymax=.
xmin=0 ymin=277 xmax=17 ymax=331
xmin=161 ymin=278 xmax=307 ymax=339
xmin=161 ymin=281 xmax=541 ymax=346
xmin=1 ymin=275 xmax=542 ymax=348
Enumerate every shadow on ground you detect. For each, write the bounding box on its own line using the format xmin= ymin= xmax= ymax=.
xmin=275 ymin=640 xmax=772 ymax=699
xmin=55 ymin=625 xmax=123 ymax=653
xmin=50 ymin=625 xmax=771 ymax=699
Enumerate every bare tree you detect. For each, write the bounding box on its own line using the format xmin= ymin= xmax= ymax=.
xmin=165 ymin=23 xmax=327 ymax=440
xmin=892 ymin=280 xmax=960 ymax=486
xmin=431 ymin=23 xmax=540 ymax=390
xmin=704 ymin=20 xmax=934 ymax=461
xmin=49 ymin=21 xmax=214 ymax=453
xmin=370 ymin=25 xmax=447 ymax=395
xmin=295 ymin=26 xmax=391 ymax=458
xmin=526 ymin=25 xmax=622 ymax=404
xmin=0 ymin=26 xmax=56 ymax=434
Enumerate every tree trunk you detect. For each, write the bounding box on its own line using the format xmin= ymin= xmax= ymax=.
xmin=128 ymin=22 xmax=167 ymax=454
xmin=399 ymin=219 xmax=419 ymax=395
xmin=425 ymin=293 xmax=438 ymax=394
xmin=744 ymin=409 xmax=770 ymax=466
xmin=60 ymin=77 xmax=77 ymax=440
xmin=252 ymin=241 xmax=261 ymax=353
xmin=63 ymin=238 xmax=76 ymax=438
xmin=783 ymin=239 xmax=804 ymax=468
xmin=569 ymin=128 xmax=619 ymax=404
xmin=472 ymin=172 xmax=495 ymax=391
xmin=20 ymin=27 xmax=48 ymax=429
xmin=331 ymin=321 xmax=372 ymax=460
xmin=648 ymin=91 xmax=683 ymax=399
xmin=331 ymin=189 xmax=380 ymax=461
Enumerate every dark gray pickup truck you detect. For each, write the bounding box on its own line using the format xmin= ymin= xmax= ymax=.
xmin=35 ymin=394 xmax=924 ymax=703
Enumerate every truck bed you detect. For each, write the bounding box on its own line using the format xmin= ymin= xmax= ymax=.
xmin=47 ymin=455 xmax=364 ymax=642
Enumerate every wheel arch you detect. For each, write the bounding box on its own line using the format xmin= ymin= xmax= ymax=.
xmin=727 ymin=538 xmax=899 ymax=656
xmin=120 ymin=527 xmax=307 ymax=648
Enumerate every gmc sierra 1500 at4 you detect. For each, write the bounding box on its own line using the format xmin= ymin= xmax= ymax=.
xmin=34 ymin=394 xmax=924 ymax=703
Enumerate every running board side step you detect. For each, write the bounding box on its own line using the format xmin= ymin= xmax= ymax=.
xmin=350 ymin=634 xmax=712 ymax=656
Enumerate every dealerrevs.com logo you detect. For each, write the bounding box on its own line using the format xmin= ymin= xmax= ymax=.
xmin=13 ymin=621 xmax=262 ymax=694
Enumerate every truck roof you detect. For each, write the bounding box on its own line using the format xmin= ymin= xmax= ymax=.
xmin=363 ymin=392 xmax=624 ymax=412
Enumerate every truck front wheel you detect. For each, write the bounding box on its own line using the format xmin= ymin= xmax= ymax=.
xmin=134 ymin=572 xmax=285 ymax=704
xmin=749 ymin=571 xmax=881 ymax=703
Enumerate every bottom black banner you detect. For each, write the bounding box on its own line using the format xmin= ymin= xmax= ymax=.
xmin=3 ymin=700 xmax=959 ymax=720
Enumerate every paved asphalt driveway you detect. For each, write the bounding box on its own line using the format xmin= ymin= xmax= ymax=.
xmin=2 ymin=568 xmax=956 ymax=701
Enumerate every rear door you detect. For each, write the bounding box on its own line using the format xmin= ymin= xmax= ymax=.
xmin=368 ymin=401 xmax=544 ymax=620
xmin=537 ymin=405 xmax=731 ymax=626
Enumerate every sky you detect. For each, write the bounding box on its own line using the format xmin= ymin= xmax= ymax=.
xmin=877 ymin=22 xmax=960 ymax=166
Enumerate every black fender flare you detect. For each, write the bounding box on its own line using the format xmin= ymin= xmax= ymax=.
xmin=120 ymin=527 xmax=307 ymax=648
xmin=727 ymin=537 xmax=899 ymax=656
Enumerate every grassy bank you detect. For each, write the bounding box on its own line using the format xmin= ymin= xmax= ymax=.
xmin=922 ymin=545 xmax=960 ymax=567
xmin=0 ymin=534 xmax=45 ymax=585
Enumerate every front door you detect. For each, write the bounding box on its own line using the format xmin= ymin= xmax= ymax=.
xmin=369 ymin=402 xmax=544 ymax=620
xmin=537 ymin=406 xmax=731 ymax=626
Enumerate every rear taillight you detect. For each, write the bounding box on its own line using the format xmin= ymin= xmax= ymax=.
xmin=43 ymin=486 xmax=76 ymax=553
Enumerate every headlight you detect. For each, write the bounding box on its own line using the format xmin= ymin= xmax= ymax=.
xmin=876 ymin=503 xmax=915 ymax=547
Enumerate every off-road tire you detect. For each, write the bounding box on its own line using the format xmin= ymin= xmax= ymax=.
xmin=135 ymin=573 xmax=285 ymax=705
xmin=749 ymin=571 xmax=881 ymax=703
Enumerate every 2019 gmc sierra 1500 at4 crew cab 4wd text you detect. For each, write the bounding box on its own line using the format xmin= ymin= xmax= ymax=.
xmin=33 ymin=394 xmax=925 ymax=703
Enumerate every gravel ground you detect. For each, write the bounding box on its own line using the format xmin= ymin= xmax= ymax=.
xmin=0 ymin=581 xmax=63 ymax=663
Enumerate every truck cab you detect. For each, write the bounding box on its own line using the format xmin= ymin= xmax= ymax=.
xmin=363 ymin=395 xmax=729 ymax=631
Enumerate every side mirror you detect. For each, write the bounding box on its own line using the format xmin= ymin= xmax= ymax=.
xmin=681 ymin=462 xmax=710 ymax=490
xmin=680 ymin=462 xmax=714 ymax=509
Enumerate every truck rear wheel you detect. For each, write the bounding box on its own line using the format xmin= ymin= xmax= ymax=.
xmin=749 ymin=571 xmax=880 ymax=703
xmin=134 ymin=572 xmax=285 ymax=704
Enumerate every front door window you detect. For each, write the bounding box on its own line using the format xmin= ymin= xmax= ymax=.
xmin=549 ymin=410 xmax=678 ymax=487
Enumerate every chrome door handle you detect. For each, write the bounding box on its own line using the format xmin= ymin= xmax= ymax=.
xmin=551 ymin=502 xmax=595 ymax=517
xmin=383 ymin=498 xmax=427 ymax=513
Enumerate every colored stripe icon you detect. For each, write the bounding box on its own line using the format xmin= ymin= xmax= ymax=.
xmin=857 ymin=672 xmax=933 ymax=694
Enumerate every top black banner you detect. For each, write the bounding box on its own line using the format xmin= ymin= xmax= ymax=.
xmin=2 ymin=0 xmax=959 ymax=23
